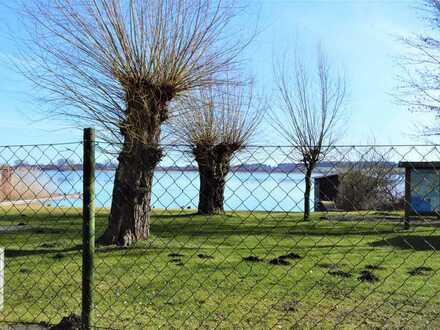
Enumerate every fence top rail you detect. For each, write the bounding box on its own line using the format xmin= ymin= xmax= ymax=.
xmin=95 ymin=141 xmax=440 ymax=148
xmin=1 ymin=140 xmax=440 ymax=149
xmin=0 ymin=141 xmax=83 ymax=148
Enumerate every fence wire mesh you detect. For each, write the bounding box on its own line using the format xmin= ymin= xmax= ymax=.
xmin=0 ymin=141 xmax=439 ymax=329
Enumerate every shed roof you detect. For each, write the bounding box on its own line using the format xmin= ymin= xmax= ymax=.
xmin=314 ymin=173 xmax=339 ymax=180
xmin=398 ymin=162 xmax=440 ymax=169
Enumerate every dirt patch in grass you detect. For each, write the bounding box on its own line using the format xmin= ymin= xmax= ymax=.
xmin=197 ymin=254 xmax=214 ymax=259
xmin=242 ymin=256 xmax=263 ymax=262
xmin=408 ymin=266 xmax=433 ymax=276
xmin=328 ymin=269 xmax=352 ymax=278
xmin=280 ymin=299 xmax=301 ymax=313
xmin=269 ymin=258 xmax=290 ymax=266
xmin=364 ymin=264 xmax=385 ymax=271
xmin=168 ymin=253 xmax=184 ymax=258
xmin=358 ymin=270 xmax=379 ymax=283
xmin=318 ymin=280 xmax=353 ymax=299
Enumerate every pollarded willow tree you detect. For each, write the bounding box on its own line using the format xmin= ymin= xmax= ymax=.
xmin=20 ymin=0 xmax=248 ymax=246
xmin=170 ymin=85 xmax=261 ymax=214
xmin=271 ymin=47 xmax=347 ymax=220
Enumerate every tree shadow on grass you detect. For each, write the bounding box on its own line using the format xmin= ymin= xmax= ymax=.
xmin=150 ymin=221 xmax=401 ymax=238
xmin=369 ymin=236 xmax=440 ymax=251
xmin=0 ymin=213 xmax=83 ymax=223
xmin=5 ymin=243 xmax=155 ymax=258
xmin=5 ymin=245 xmax=82 ymax=258
xmin=0 ymin=226 xmax=71 ymax=237
xmin=151 ymin=212 xmax=201 ymax=219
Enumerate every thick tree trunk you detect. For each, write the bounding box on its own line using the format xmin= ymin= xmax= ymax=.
xmin=97 ymin=83 xmax=172 ymax=246
xmin=197 ymin=162 xmax=227 ymax=214
xmin=98 ymin=142 xmax=162 ymax=246
xmin=304 ymin=167 xmax=313 ymax=220
xmin=194 ymin=144 xmax=234 ymax=215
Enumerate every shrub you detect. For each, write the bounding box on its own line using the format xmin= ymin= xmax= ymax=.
xmin=336 ymin=165 xmax=402 ymax=211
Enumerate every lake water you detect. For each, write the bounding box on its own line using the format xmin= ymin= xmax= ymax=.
xmin=44 ymin=170 xmax=312 ymax=212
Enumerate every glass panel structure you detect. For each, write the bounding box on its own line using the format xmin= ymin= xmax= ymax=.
xmin=411 ymin=169 xmax=440 ymax=213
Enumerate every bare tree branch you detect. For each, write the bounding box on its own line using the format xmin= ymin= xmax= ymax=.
xmin=168 ymin=82 xmax=262 ymax=214
xmin=170 ymin=83 xmax=261 ymax=148
xmin=396 ymin=0 xmax=440 ymax=137
xmin=18 ymin=0 xmax=248 ymax=143
xmin=271 ymin=45 xmax=347 ymax=219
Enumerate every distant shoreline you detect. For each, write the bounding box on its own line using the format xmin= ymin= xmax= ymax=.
xmin=9 ymin=161 xmax=400 ymax=174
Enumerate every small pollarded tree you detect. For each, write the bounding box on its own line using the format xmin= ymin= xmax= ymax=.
xmin=271 ymin=47 xmax=346 ymax=220
xmin=170 ymin=85 xmax=260 ymax=214
xmin=19 ymin=0 xmax=248 ymax=246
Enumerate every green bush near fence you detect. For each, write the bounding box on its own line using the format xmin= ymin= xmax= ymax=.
xmin=0 ymin=206 xmax=439 ymax=329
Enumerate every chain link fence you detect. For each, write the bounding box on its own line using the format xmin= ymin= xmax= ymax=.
xmin=0 ymin=135 xmax=439 ymax=329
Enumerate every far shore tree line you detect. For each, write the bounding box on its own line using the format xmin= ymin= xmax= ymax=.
xmin=16 ymin=0 xmax=437 ymax=246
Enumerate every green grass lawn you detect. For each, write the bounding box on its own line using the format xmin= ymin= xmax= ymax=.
xmin=0 ymin=206 xmax=439 ymax=329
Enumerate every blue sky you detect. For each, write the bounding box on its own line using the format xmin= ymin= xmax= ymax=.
xmin=0 ymin=0 xmax=434 ymax=146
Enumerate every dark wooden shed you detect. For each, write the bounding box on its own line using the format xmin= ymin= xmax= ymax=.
xmin=314 ymin=174 xmax=339 ymax=211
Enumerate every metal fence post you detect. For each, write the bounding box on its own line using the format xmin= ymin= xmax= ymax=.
xmin=404 ymin=167 xmax=411 ymax=230
xmin=82 ymin=128 xmax=95 ymax=330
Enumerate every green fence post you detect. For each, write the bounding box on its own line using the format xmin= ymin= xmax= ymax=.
xmin=82 ymin=128 xmax=95 ymax=330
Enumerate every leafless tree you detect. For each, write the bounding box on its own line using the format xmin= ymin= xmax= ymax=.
xmin=397 ymin=0 xmax=440 ymax=136
xmin=271 ymin=47 xmax=346 ymax=220
xmin=19 ymin=0 xmax=248 ymax=246
xmin=169 ymin=84 xmax=261 ymax=214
